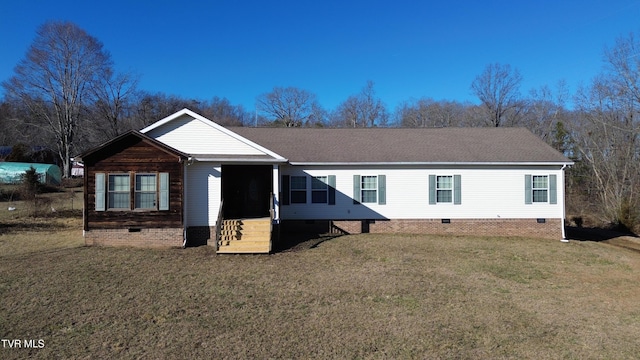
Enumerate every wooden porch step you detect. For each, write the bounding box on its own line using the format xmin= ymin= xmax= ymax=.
xmin=217 ymin=244 xmax=271 ymax=254
xmin=219 ymin=233 xmax=271 ymax=241
xmin=217 ymin=239 xmax=271 ymax=253
xmin=217 ymin=217 xmax=272 ymax=254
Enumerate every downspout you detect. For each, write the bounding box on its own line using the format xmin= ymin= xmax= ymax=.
xmin=182 ymin=157 xmax=193 ymax=248
xmin=560 ymin=164 xmax=569 ymax=243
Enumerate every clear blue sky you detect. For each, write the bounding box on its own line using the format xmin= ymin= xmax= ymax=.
xmin=1 ymin=0 xmax=639 ymax=112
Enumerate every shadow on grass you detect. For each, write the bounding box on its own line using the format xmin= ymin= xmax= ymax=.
xmin=566 ymin=226 xmax=640 ymax=254
xmin=274 ymin=232 xmax=342 ymax=252
xmin=565 ymin=226 xmax=637 ymax=242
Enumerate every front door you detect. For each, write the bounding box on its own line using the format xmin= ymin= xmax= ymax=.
xmin=222 ymin=165 xmax=272 ymax=219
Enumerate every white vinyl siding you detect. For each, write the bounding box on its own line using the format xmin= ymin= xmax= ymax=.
xmin=279 ymin=166 xmax=564 ymax=220
xmin=145 ymin=114 xmax=267 ymax=156
xmin=185 ymin=163 xmax=221 ymax=227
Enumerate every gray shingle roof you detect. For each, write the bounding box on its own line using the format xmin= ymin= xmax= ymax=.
xmin=229 ymin=127 xmax=572 ymax=164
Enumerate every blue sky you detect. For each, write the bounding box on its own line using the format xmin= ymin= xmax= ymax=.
xmin=1 ymin=0 xmax=639 ymax=112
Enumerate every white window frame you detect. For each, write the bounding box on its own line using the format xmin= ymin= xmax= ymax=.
xmin=436 ymin=175 xmax=453 ymax=203
xmin=361 ymin=175 xmax=377 ymax=204
xmin=532 ymin=175 xmax=549 ymax=203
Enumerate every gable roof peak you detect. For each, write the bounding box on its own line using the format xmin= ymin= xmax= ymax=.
xmin=140 ymin=108 xmax=209 ymax=133
xmin=140 ymin=108 xmax=287 ymax=161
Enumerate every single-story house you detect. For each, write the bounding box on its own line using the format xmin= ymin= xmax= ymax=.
xmin=80 ymin=108 xmax=573 ymax=252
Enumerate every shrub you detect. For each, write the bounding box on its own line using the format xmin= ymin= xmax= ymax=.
xmin=5 ymin=143 xmax=31 ymax=162
xmin=571 ymin=216 xmax=584 ymax=228
xmin=613 ymin=199 xmax=639 ymax=234
xmin=0 ymin=186 xmax=21 ymax=201
xmin=21 ymin=166 xmax=42 ymax=199
xmin=61 ymin=177 xmax=83 ymax=188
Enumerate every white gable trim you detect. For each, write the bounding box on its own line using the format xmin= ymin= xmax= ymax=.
xmin=140 ymin=108 xmax=287 ymax=161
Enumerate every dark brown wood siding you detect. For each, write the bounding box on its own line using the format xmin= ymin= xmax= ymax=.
xmin=84 ymin=137 xmax=184 ymax=230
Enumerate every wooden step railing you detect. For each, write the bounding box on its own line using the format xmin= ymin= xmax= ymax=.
xmin=214 ymin=199 xmax=224 ymax=251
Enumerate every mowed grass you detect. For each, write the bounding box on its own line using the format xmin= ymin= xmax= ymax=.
xmin=2 ymin=202 xmax=640 ymax=358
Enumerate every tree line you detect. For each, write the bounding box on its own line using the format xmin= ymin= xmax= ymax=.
xmin=1 ymin=21 xmax=639 ymax=232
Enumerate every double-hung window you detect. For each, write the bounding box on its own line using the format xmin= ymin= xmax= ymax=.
xmin=532 ymin=176 xmax=548 ymax=203
xmin=525 ymin=174 xmax=557 ymax=204
xmin=361 ymin=176 xmax=378 ymax=203
xmin=97 ymin=172 xmax=169 ymax=211
xmin=429 ymin=174 xmax=461 ymax=205
xmin=108 ymin=174 xmax=130 ymax=209
xmin=135 ymin=174 xmax=157 ymax=209
xmin=353 ymin=175 xmax=386 ymax=205
xmin=436 ymin=176 xmax=453 ymax=203
xmin=290 ymin=176 xmax=307 ymax=203
xmin=312 ymin=176 xmax=328 ymax=203
xmin=282 ymin=175 xmax=336 ymax=205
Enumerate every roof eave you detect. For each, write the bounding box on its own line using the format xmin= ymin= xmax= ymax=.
xmin=77 ymin=130 xmax=189 ymax=162
xmin=287 ymin=161 xmax=575 ymax=166
xmin=193 ymin=157 xmax=289 ymax=164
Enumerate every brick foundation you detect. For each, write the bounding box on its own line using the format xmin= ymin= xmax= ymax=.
xmin=329 ymin=218 xmax=564 ymax=240
xmin=84 ymin=228 xmax=184 ymax=248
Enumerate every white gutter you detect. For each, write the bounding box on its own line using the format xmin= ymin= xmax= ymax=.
xmin=182 ymin=158 xmax=192 ymax=248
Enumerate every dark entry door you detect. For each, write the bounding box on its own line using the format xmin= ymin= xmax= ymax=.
xmin=222 ymin=165 xmax=272 ymax=218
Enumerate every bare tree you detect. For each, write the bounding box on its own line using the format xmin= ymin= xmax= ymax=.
xmin=397 ymin=98 xmax=466 ymax=128
xmin=332 ymin=95 xmax=360 ymax=127
xmin=2 ymin=21 xmax=112 ymax=177
xmin=90 ymin=70 xmax=139 ymax=140
xmin=130 ymin=92 xmax=192 ymax=128
xmin=334 ymin=81 xmax=387 ymax=127
xmin=471 ymin=63 xmax=523 ymax=127
xmin=571 ymin=32 xmax=640 ymax=229
xmin=200 ymin=97 xmax=250 ymax=126
xmin=0 ymin=101 xmax=17 ymax=146
xmin=521 ymin=82 xmax=570 ymax=143
xmin=256 ymin=87 xmax=323 ymax=127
